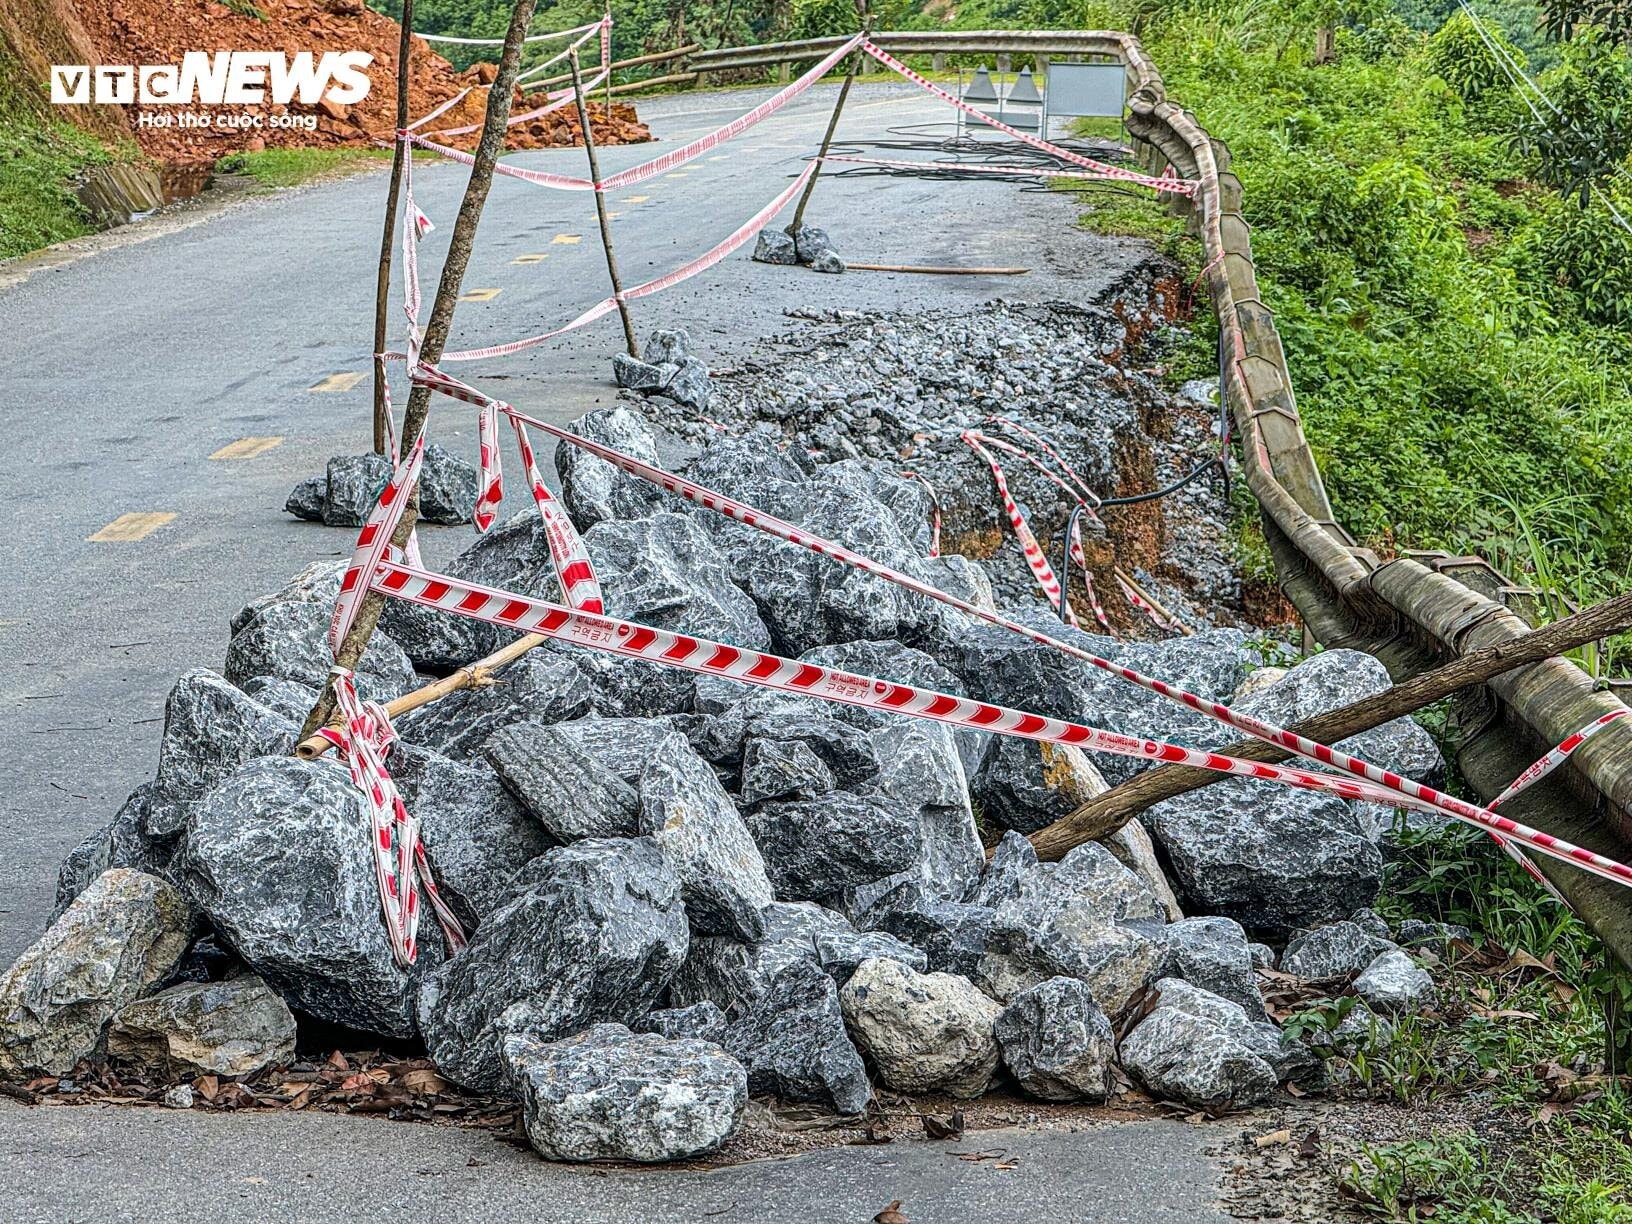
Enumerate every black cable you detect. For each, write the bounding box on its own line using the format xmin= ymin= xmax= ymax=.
xmin=1057 ymin=501 xmax=1087 ymax=621
xmin=1097 ymin=456 xmax=1226 ymax=507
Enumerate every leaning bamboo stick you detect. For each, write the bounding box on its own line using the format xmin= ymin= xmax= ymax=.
xmin=297 ymin=631 xmax=548 ymax=759
xmin=846 ymin=263 xmax=1029 ymax=275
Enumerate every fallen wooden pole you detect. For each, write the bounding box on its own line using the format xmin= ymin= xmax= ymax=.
xmin=846 ymin=263 xmax=1029 ymax=275
xmin=300 ymin=0 xmax=541 ymax=741
xmin=1027 ymin=587 xmax=1632 ymax=861
xmin=371 ymin=0 xmax=415 ymax=455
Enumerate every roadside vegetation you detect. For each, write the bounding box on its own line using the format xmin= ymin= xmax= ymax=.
xmin=0 ymin=46 xmax=114 ymax=259
xmin=215 ymin=146 xmax=406 ymax=189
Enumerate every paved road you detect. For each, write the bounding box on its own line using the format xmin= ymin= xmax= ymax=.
xmin=0 ymin=81 xmax=1218 ymax=1223
xmin=0 ymin=1101 xmax=1231 ymax=1223
xmin=0 ymin=80 xmax=1149 ymax=962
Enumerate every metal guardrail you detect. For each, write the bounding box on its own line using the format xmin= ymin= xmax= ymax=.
xmin=609 ymin=28 xmax=1632 ymax=963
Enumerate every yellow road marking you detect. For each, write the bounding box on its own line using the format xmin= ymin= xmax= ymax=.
xmin=707 ymin=155 xmax=730 ymax=161
xmin=88 ymin=512 xmax=177 ymax=543
xmin=664 ymin=172 xmax=689 ymax=179
xmin=209 ymin=436 xmax=284 ymax=461
xmin=551 ymin=234 xmax=583 ymax=245
xmin=511 ymin=253 xmax=548 ymax=265
xmin=459 ymin=287 xmax=501 ymax=302
xmin=310 ymin=371 xmax=364 ymax=393
xmin=604 ymin=211 xmax=622 ymax=220
xmin=622 ymin=195 xmax=649 ymax=203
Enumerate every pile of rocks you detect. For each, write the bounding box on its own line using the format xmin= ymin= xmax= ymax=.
xmin=4 ymin=408 xmax=1449 ymax=1165
xmin=285 ymin=444 xmax=479 ymax=529
xmin=632 ymin=305 xmax=1235 ymax=624
xmin=610 ymin=328 xmax=714 ymax=414
xmin=752 ymin=224 xmax=846 ymax=274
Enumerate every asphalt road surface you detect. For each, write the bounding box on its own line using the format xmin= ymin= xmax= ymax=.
xmin=0 ymin=81 xmax=1211 ymax=1221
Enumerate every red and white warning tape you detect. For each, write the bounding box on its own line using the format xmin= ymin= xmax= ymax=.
xmin=859 ymin=41 xmax=1193 ymax=196
xmin=412 ymin=18 xmax=605 ymax=45
xmin=405 ymin=35 xmax=864 ymax=193
xmin=429 ymin=21 xmax=611 ymax=137
xmin=424 ymin=162 xmax=815 ymax=362
xmin=960 ymin=429 xmax=1079 ymax=627
xmin=820 ymin=154 xmax=1137 ymax=182
xmin=342 ymin=441 xmax=1632 ymax=894
xmin=511 ymin=416 xmax=605 ymax=613
xmin=1115 ymin=569 xmax=1183 ymax=635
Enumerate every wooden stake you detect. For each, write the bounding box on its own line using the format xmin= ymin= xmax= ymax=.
xmin=846 ymin=263 xmax=1029 ymax=275
xmin=1026 ymin=588 xmax=1632 ymax=861
xmin=571 ymin=50 xmax=639 ymax=358
xmin=300 ymin=0 xmax=541 ymax=741
xmin=297 ymin=630 xmax=549 ymax=759
xmin=786 ymin=2 xmax=869 ymax=238
xmin=371 ymin=0 xmax=415 ymax=455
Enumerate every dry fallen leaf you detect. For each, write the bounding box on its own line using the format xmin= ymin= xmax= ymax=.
xmin=922 ymin=1109 xmax=965 ymax=1140
xmin=873 ymin=1199 xmax=909 ymax=1224
xmin=1253 ymin=1128 xmax=1293 ymax=1149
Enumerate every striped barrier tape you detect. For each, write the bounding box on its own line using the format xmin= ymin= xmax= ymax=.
xmin=430 ymin=31 xmax=610 ymax=138
xmin=344 ymin=456 xmax=1632 ymax=894
xmin=511 ymin=416 xmax=605 ymax=612
xmin=820 ymin=154 xmax=1139 ymax=182
xmin=473 ymin=399 xmax=503 ymax=531
xmin=859 ymin=41 xmax=1193 ymax=197
xmin=404 ymin=35 xmax=864 ymax=194
xmin=369 ymin=381 xmax=1632 ymax=897
xmin=428 ymin=161 xmax=815 ymax=362
xmin=1115 ymin=568 xmax=1183 ymax=635
xmin=960 ymin=429 xmax=1079 ymax=627
xmin=318 ymin=667 xmax=468 ymax=966
xmin=412 ymin=18 xmax=605 ymax=45
xmin=899 ymin=470 xmax=942 ymax=557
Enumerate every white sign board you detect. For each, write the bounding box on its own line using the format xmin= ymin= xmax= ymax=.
xmin=1046 ymin=61 xmax=1127 ymax=119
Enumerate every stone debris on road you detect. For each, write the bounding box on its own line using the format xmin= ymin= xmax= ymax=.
xmin=1 ymin=286 xmax=1456 ymax=1169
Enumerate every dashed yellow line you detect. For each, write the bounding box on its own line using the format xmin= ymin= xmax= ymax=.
xmin=604 ymin=211 xmax=622 ymax=220
xmin=551 ymin=234 xmax=583 ymax=245
xmin=459 ymin=287 xmax=502 ymax=302
xmin=622 ymin=195 xmax=649 ymax=203
xmin=89 ymin=512 xmax=177 ymax=543
xmin=210 ymin=436 xmax=284 ymax=461
xmin=707 ymin=155 xmax=730 ymax=161
xmin=511 ymin=253 xmax=549 ymax=265
xmin=664 ymin=172 xmax=689 ymax=179
xmin=310 ymin=371 xmax=364 ymax=393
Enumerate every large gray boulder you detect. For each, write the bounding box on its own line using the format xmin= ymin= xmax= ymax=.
xmin=971 ymin=738 xmax=1108 ymax=835
xmin=147 ymin=670 xmax=298 ymax=838
xmin=739 ymin=737 xmax=835 ymax=805
xmin=973 ymin=840 xmax=1167 ymax=1011
xmin=633 ymin=1002 xmax=730 ymax=1046
xmin=638 ymin=735 xmax=774 ymax=942
xmin=417 ymin=838 xmax=687 ymax=1092
xmin=323 ymin=452 xmax=393 ymax=527
xmin=396 ymin=651 xmax=593 ymax=759
xmin=751 ymin=228 xmax=797 ymax=265
xmin=1102 ymin=820 xmax=1184 ymax=923
xmin=555 ymin=407 xmax=667 ymax=531
xmin=1281 ymin=921 xmax=1398 ymax=981
xmin=858 ymin=882 xmax=995 ymax=978
xmin=225 ymin=597 xmax=415 ymax=705
xmin=1163 ymin=916 xmax=1268 ymax=1021
xmin=839 ymin=958 xmax=1002 ymax=1098
xmin=745 ymin=791 xmax=919 ymax=901
xmin=994 ymin=976 xmax=1116 ymax=1102
xmin=484 ymin=721 xmax=645 ymax=843
xmin=0 ymin=869 xmax=192 ymax=1078
xmin=505 ymin=1024 xmax=745 ymax=1163
xmin=1119 ymin=978 xmax=1302 ymax=1110
xmin=586 ymin=512 xmax=771 ymax=651
xmin=418 ymin=441 xmax=479 ymax=525
xmin=723 ymin=959 xmax=871 ymax=1114
xmin=178 ymin=757 xmax=434 ymax=1039
xmin=107 ymin=975 xmax=296 ymax=1078
xmin=389 ymin=744 xmax=553 ymax=928
xmin=1145 ymin=777 xmax=1384 ymax=935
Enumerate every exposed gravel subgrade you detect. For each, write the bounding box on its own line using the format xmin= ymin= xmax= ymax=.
xmin=632 ymin=294 xmax=1240 ymax=632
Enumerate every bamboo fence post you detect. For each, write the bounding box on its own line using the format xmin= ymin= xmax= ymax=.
xmin=1026 ymin=588 xmax=1632 ymax=860
xmin=785 ymin=2 xmax=869 ymax=237
xmin=300 ymin=0 xmax=541 ymax=741
xmin=372 ymin=0 xmax=415 ymax=455
xmin=572 ymin=50 xmax=639 ymax=358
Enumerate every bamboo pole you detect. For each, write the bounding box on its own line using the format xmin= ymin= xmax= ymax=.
xmin=297 ymin=630 xmax=549 ymax=759
xmin=571 ymin=50 xmax=639 ymax=358
xmin=519 ymin=43 xmax=699 ymax=92
xmin=846 ymin=263 xmax=1029 ymax=275
xmin=371 ymin=0 xmax=415 ymax=455
xmin=1026 ymin=588 xmax=1632 ymax=861
xmin=299 ymin=0 xmax=541 ymax=741
xmin=785 ymin=3 xmax=869 ymax=238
